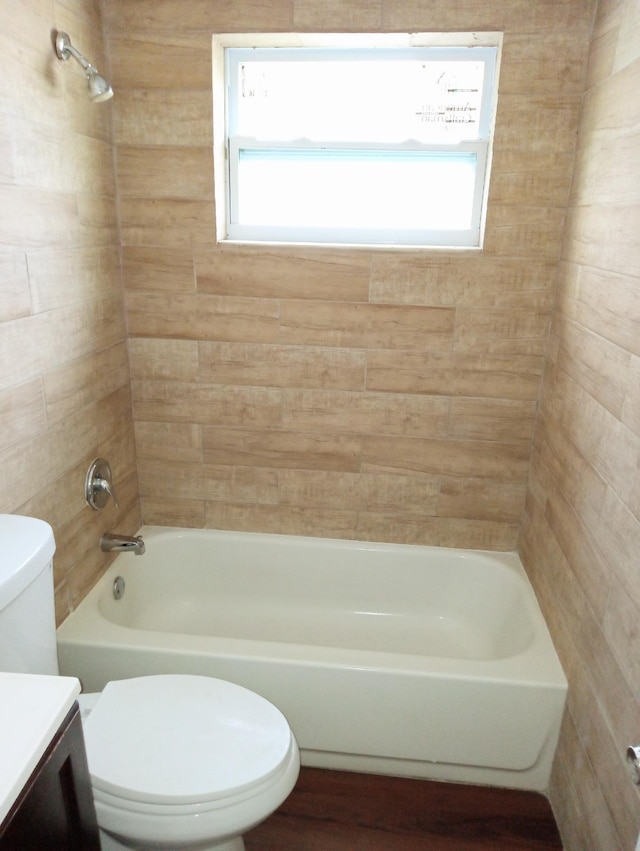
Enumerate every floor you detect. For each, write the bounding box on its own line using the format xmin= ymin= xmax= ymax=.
xmin=245 ymin=768 xmax=563 ymax=851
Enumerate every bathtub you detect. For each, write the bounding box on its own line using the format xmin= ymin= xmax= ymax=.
xmin=56 ymin=527 xmax=567 ymax=792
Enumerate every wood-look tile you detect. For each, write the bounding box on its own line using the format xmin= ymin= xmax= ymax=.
xmin=281 ymin=389 xmax=450 ymax=438
xmin=138 ymin=458 xmax=279 ymax=504
xmin=490 ymin=150 xmax=574 ymax=207
xmin=356 ymin=512 xmax=519 ymax=550
xmin=0 ymin=254 xmax=31 ymax=321
xmin=27 ymin=246 xmax=122 ymax=312
xmin=113 ymin=90 xmax=213 ymax=147
xmin=454 ymin=307 xmax=551 ymax=355
xmin=358 ymin=472 xmax=440 ymax=515
xmin=103 ymin=0 xmax=293 ymax=35
xmin=279 ymin=301 xmax=455 ymax=350
xmin=369 ymin=254 xmax=557 ymax=307
xmin=195 ymin=247 xmax=370 ymax=302
xmin=129 ymin=338 xmax=199 ymax=382
xmin=125 ymin=292 xmax=280 ymax=343
xmin=132 ymin=381 xmax=282 ymax=427
xmin=122 ymin=246 xmax=196 ymax=293
xmin=366 ymin=351 xmax=543 ymax=400
xmin=43 ymin=341 xmax=129 ymax=425
xmin=437 ymin=477 xmax=527 ymax=522
xmin=119 ymin=198 xmax=216 ymax=248
xmin=198 ymin=342 xmax=366 ymax=391
xmin=117 ymin=146 xmax=214 ymax=200
xmin=135 ymin=421 xmax=203 ymax=463
xmin=293 ymin=0 xmax=381 ymax=30
xmin=108 ymin=35 xmax=213 ymax=90
xmin=555 ymin=316 xmax=630 ymax=418
xmin=140 ymin=497 xmax=206 ymax=528
xmin=202 ymin=427 xmax=361 ymax=472
xmin=449 ymin=398 xmax=537 ymax=443
xmin=361 ymin=435 xmax=530 ymax=482
xmin=204 ymin=502 xmax=358 ymax=540
xmin=0 ymin=379 xmax=46 ymax=453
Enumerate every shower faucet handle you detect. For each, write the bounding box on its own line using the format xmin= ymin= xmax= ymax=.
xmin=85 ymin=458 xmax=119 ymax=510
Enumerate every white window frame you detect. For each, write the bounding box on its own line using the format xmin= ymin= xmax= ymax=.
xmin=212 ymin=34 xmax=502 ymax=250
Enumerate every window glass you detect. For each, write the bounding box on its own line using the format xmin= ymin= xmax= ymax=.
xmin=222 ymin=42 xmax=499 ymax=248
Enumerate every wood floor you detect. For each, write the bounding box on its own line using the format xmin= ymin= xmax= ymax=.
xmin=245 ymin=768 xmax=563 ymax=851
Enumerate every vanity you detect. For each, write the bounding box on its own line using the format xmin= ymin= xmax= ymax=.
xmin=0 ymin=673 xmax=100 ymax=849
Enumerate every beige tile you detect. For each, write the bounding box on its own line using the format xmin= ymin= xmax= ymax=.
xmin=361 ymin=435 xmax=530 ymax=482
xmin=40 ymin=296 xmax=126 ymax=369
xmin=129 ymin=338 xmax=199 ymax=382
xmin=293 ymin=0 xmax=381 ymax=30
xmin=204 ymin=502 xmax=358 ymax=540
xmin=195 ymin=247 xmax=370 ymax=302
xmin=117 ymin=146 xmax=214 ymax=200
xmin=202 ymin=427 xmax=361 ymax=472
xmin=358 ymin=472 xmax=440 ymax=516
xmin=449 ymin=398 xmax=536 ymax=443
xmin=454 ymin=306 xmax=551 ymax=355
xmin=118 ymin=198 xmax=216 ymax=248
xmin=140 ymin=497 xmax=206 ymax=528
xmin=109 ymin=35 xmax=213 ymax=90
xmin=0 ymin=254 xmax=31 ymax=321
xmin=281 ymin=389 xmax=450 ymax=438
xmin=27 ymin=246 xmax=121 ymax=312
xmin=113 ymin=90 xmax=213 ymax=147
xmin=135 ymin=422 xmax=202 ymax=463
xmin=369 ymin=253 xmax=557 ymax=306
xmin=104 ymin=0 xmax=293 ymax=35
xmin=0 ymin=379 xmax=46 ymax=453
xmin=138 ymin=458 xmax=279 ymax=504
xmin=555 ymin=316 xmax=630 ymax=418
xmin=381 ymin=0 xmax=593 ymax=34
xmin=8 ymin=115 xmax=115 ymax=196
xmin=132 ymin=381 xmax=282 ymax=427
xmin=356 ymin=512 xmax=519 ymax=550
xmin=490 ymin=150 xmax=574 ymax=207
xmin=437 ymin=477 xmax=527 ymax=522
xmin=278 ymin=469 xmax=362 ymax=510
xmin=126 ymin=291 xmax=280 ymax=343
xmin=493 ymin=94 xmax=582 ymax=153
xmin=366 ymin=350 xmax=543 ymax=400
xmin=43 ymin=341 xmax=130 ymax=425
xmin=198 ymin=342 xmax=366 ymax=390
xmin=122 ymin=246 xmax=195 ymax=293
xmin=279 ymin=301 xmax=454 ymax=350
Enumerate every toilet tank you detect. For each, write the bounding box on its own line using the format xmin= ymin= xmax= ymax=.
xmin=0 ymin=515 xmax=59 ymax=675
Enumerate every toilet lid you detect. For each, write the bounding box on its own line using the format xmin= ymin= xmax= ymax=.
xmin=82 ymin=675 xmax=293 ymax=806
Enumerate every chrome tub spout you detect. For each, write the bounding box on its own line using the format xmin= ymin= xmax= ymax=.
xmin=100 ymin=532 xmax=145 ymax=555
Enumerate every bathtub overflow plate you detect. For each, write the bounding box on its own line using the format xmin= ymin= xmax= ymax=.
xmin=113 ymin=576 xmax=125 ymax=600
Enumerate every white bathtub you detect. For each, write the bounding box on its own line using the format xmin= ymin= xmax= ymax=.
xmin=56 ymin=527 xmax=567 ymax=791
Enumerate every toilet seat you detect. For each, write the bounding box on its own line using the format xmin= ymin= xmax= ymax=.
xmin=82 ymin=675 xmax=295 ymax=809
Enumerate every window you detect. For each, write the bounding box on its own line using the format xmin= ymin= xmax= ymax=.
xmin=214 ymin=35 xmax=501 ymax=249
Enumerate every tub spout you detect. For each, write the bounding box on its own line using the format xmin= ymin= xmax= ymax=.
xmin=100 ymin=532 xmax=145 ymax=556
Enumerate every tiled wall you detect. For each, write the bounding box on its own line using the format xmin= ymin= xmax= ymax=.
xmin=102 ymin=0 xmax=594 ymax=551
xmin=520 ymin=1 xmax=640 ymax=848
xmin=0 ymin=0 xmax=141 ymax=624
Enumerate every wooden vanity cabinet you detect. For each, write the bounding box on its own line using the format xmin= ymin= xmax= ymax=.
xmin=0 ymin=702 xmax=100 ymax=850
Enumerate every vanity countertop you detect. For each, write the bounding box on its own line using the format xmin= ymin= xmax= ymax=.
xmin=0 ymin=672 xmax=80 ymax=824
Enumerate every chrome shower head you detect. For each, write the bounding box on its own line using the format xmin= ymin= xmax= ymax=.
xmin=55 ymin=31 xmax=113 ymax=103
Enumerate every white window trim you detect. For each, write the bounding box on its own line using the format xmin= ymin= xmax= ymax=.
xmin=212 ymin=33 xmax=503 ymax=251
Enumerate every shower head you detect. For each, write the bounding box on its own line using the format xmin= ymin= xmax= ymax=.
xmin=55 ymin=31 xmax=113 ymax=103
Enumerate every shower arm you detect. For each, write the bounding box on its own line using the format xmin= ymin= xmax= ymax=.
xmin=55 ymin=31 xmax=98 ymax=74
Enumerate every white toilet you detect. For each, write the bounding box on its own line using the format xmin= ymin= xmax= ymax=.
xmin=0 ymin=514 xmax=300 ymax=851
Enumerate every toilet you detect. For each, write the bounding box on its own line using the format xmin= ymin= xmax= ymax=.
xmin=0 ymin=514 xmax=300 ymax=851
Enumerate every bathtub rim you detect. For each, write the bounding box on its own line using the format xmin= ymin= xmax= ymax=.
xmin=58 ymin=525 xmax=567 ymax=688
